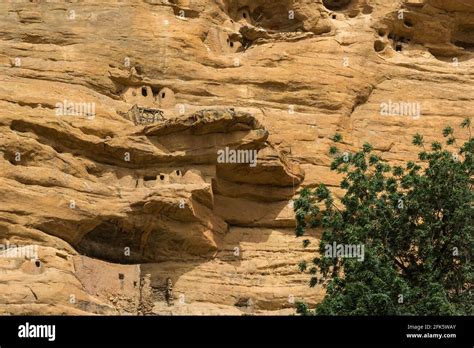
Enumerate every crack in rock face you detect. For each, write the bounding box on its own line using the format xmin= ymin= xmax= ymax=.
xmin=0 ymin=0 xmax=472 ymax=316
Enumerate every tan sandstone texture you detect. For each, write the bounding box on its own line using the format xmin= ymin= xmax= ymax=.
xmin=0 ymin=0 xmax=472 ymax=315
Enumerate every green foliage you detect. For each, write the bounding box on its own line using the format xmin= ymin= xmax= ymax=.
xmin=295 ymin=301 xmax=310 ymax=315
xmin=294 ymin=119 xmax=473 ymax=315
xmin=332 ymin=133 xmax=343 ymax=143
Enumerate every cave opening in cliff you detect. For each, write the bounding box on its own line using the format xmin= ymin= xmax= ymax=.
xmin=151 ymin=86 xmax=160 ymax=98
xmin=454 ymin=41 xmax=474 ymax=50
xmin=141 ymin=87 xmax=148 ymax=97
xmin=396 ymin=43 xmax=402 ymax=52
xmin=144 ymin=175 xmax=157 ymax=182
xmin=76 ymin=220 xmax=147 ymax=264
xmin=453 ymin=25 xmax=474 ymax=51
xmin=35 ymin=260 xmax=41 ymax=268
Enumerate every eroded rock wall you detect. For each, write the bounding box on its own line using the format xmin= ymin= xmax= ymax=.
xmin=0 ymin=0 xmax=472 ymax=315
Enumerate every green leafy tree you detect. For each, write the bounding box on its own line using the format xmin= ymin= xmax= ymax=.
xmin=294 ymin=119 xmax=473 ymax=315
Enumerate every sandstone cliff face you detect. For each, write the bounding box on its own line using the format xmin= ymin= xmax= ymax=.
xmin=0 ymin=0 xmax=472 ymax=315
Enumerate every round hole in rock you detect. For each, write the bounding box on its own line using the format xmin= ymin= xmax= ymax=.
xmin=404 ymin=19 xmax=413 ymax=28
xmin=374 ymin=40 xmax=386 ymax=52
xmin=332 ymin=14 xmax=337 ymax=19
xmin=378 ymin=29 xmax=386 ymax=37
xmin=176 ymin=170 xmax=181 ymax=176
xmin=395 ymin=43 xmax=402 ymax=52
xmin=35 ymin=260 xmax=41 ymax=268
xmin=230 ymin=42 xmax=234 ymax=48
xmin=141 ymin=87 xmax=148 ymax=97
xmin=243 ymin=13 xmax=247 ymax=19
xmin=160 ymin=174 xmax=165 ymax=180
xmin=162 ymin=92 xmax=166 ymax=98
xmin=323 ymin=0 xmax=352 ymax=11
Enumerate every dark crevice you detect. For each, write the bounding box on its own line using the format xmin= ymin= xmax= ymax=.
xmin=323 ymin=0 xmax=352 ymax=11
